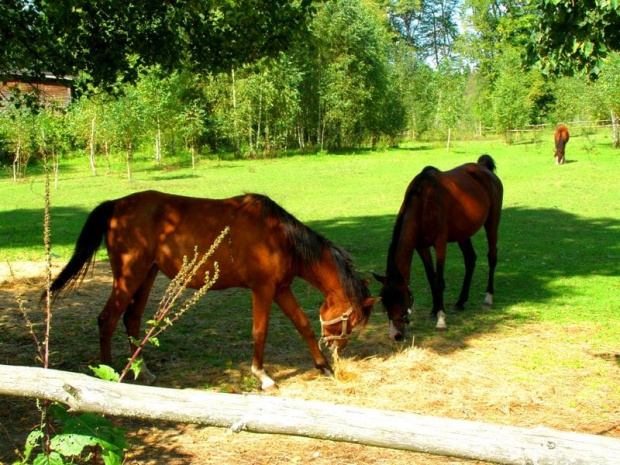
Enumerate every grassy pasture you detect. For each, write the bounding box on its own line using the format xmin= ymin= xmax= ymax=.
xmin=1 ymin=130 xmax=619 ymax=464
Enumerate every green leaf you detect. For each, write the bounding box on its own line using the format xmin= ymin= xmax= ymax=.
xmin=33 ymin=451 xmax=64 ymax=465
xmin=50 ymin=433 xmax=98 ymax=456
xmin=90 ymin=364 xmax=120 ymax=382
xmin=129 ymin=357 xmax=145 ymax=378
xmin=22 ymin=430 xmax=44 ymax=461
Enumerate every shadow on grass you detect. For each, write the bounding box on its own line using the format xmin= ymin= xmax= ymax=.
xmin=2 ymin=203 xmax=619 ymax=463
xmin=2 ymin=204 xmax=619 ymax=374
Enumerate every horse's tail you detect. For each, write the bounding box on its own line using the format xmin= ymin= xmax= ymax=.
xmin=477 ymin=154 xmax=496 ymax=172
xmin=45 ymin=200 xmax=116 ymax=302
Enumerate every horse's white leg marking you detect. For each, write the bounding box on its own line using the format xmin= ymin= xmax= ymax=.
xmin=251 ymin=365 xmax=276 ymax=390
xmin=435 ymin=310 xmax=447 ymax=331
xmin=136 ymin=360 xmax=157 ymax=385
xmin=484 ymin=292 xmax=494 ymax=307
xmin=389 ymin=320 xmax=401 ymax=340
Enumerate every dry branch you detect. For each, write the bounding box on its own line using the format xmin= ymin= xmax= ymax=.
xmin=1 ymin=364 xmax=619 ymax=465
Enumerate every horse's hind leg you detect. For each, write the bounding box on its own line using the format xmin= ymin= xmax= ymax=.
xmin=430 ymin=242 xmax=448 ymax=331
xmin=455 ymin=238 xmax=477 ymax=311
xmin=484 ymin=220 xmax=499 ymax=307
xmin=98 ymin=288 xmax=133 ymax=367
xmin=122 ymin=264 xmax=159 ymax=384
xmin=97 ymin=260 xmax=155 ymax=373
xmin=249 ymin=286 xmax=277 ymax=390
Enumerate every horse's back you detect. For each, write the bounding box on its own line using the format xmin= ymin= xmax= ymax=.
xmin=105 ymin=191 xmax=289 ymax=289
xmin=422 ymin=161 xmax=502 ymax=241
xmin=555 ymin=124 xmax=569 ymax=144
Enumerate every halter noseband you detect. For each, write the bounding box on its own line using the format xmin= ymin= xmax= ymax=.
xmin=320 ymin=306 xmax=354 ymax=343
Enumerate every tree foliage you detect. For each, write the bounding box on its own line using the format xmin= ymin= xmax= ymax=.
xmin=527 ymin=0 xmax=620 ymax=78
xmin=0 ymin=0 xmax=314 ymax=93
xmin=3 ymin=0 xmax=620 ymax=168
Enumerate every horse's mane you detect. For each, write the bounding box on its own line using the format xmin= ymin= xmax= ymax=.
xmin=252 ymin=194 xmax=372 ymax=324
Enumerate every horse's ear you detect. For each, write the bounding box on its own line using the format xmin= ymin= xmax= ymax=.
xmin=371 ymin=272 xmax=386 ymax=284
xmin=364 ymin=297 xmax=381 ymax=307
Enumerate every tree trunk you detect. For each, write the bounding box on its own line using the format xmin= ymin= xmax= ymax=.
xmin=231 ymin=67 xmax=241 ymax=155
xmin=155 ymin=120 xmax=162 ymax=165
xmin=12 ymin=139 xmax=21 ymax=182
xmin=2 ymin=365 xmax=619 ymax=465
xmin=90 ymin=115 xmax=97 ymax=176
xmin=612 ymin=111 xmax=619 ymax=149
xmin=126 ymin=142 xmax=132 ymax=181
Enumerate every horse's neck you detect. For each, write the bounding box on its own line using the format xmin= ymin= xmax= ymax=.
xmin=300 ymin=251 xmax=347 ymax=302
xmin=387 ymin=205 xmax=419 ymax=285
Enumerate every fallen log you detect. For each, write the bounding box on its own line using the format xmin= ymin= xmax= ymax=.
xmin=1 ymin=364 xmax=619 ymax=464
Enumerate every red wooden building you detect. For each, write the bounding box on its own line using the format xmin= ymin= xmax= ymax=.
xmin=0 ymin=72 xmax=72 ymax=108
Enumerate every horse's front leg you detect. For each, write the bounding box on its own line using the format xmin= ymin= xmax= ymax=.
xmin=432 ymin=242 xmax=448 ymax=331
xmin=274 ymin=286 xmax=333 ymax=377
xmin=417 ymin=247 xmax=436 ymax=313
xmin=455 ymin=238 xmax=476 ymax=311
xmin=250 ymin=287 xmax=277 ymax=390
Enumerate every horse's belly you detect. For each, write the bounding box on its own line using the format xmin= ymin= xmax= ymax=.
xmin=446 ymin=203 xmax=487 ymax=242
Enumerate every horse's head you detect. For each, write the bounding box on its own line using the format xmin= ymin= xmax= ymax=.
xmin=373 ymin=273 xmax=412 ymax=341
xmin=319 ymin=293 xmax=379 ymax=351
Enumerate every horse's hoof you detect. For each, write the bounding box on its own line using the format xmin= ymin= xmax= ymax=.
xmin=137 ymin=368 xmax=157 ymax=385
xmin=320 ymin=366 xmax=335 ymax=378
xmin=435 ymin=326 xmax=448 ymax=333
xmin=261 ymin=383 xmax=279 ymax=392
xmin=453 ymin=304 xmax=465 ymax=312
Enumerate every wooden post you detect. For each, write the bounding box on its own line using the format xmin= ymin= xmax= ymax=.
xmin=1 ymin=365 xmax=619 ymax=465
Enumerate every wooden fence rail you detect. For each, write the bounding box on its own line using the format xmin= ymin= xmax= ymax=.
xmin=2 ymin=365 xmax=619 ymax=464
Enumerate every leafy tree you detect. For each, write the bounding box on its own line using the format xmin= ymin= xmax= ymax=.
xmin=457 ymin=0 xmax=534 ymax=79
xmin=0 ymin=103 xmax=40 ymax=180
xmin=435 ymin=61 xmax=466 ymax=150
xmin=490 ymin=49 xmax=537 ymax=138
xmin=391 ymin=46 xmax=438 ymax=138
xmin=0 ymin=1 xmax=315 ymax=94
xmin=310 ymin=0 xmax=400 ymax=149
xmin=383 ymin=0 xmax=460 ymax=67
xmin=104 ymin=86 xmax=147 ymax=180
xmin=593 ymin=53 xmax=620 ymax=147
xmin=527 ymin=0 xmax=620 ymax=78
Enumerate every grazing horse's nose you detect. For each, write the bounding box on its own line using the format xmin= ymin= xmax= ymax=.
xmin=389 ymin=320 xmax=404 ymax=341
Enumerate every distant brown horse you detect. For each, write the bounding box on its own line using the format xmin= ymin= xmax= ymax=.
xmin=48 ymin=191 xmax=378 ymax=389
xmin=374 ymin=155 xmax=503 ymax=340
xmin=554 ymin=124 xmax=569 ymax=165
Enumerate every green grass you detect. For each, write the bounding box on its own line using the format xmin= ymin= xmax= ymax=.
xmin=1 ymin=130 xmax=619 ymax=351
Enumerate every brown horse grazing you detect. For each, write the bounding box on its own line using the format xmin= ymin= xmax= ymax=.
xmin=373 ymin=155 xmax=503 ymax=340
xmin=48 ymin=190 xmax=378 ymax=389
xmin=554 ymin=124 xmax=569 ymax=165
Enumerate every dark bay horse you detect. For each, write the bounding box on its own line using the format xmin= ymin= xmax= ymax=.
xmin=374 ymin=155 xmax=503 ymax=340
xmin=554 ymin=124 xmax=569 ymax=165
xmin=48 ymin=190 xmax=378 ymax=389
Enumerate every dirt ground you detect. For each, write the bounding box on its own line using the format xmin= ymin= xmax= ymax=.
xmin=1 ymin=262 xmax=619 ymax=464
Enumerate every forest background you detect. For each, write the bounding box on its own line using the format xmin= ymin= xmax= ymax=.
xmin=2 ymin=0 xmax=620 ymax=177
